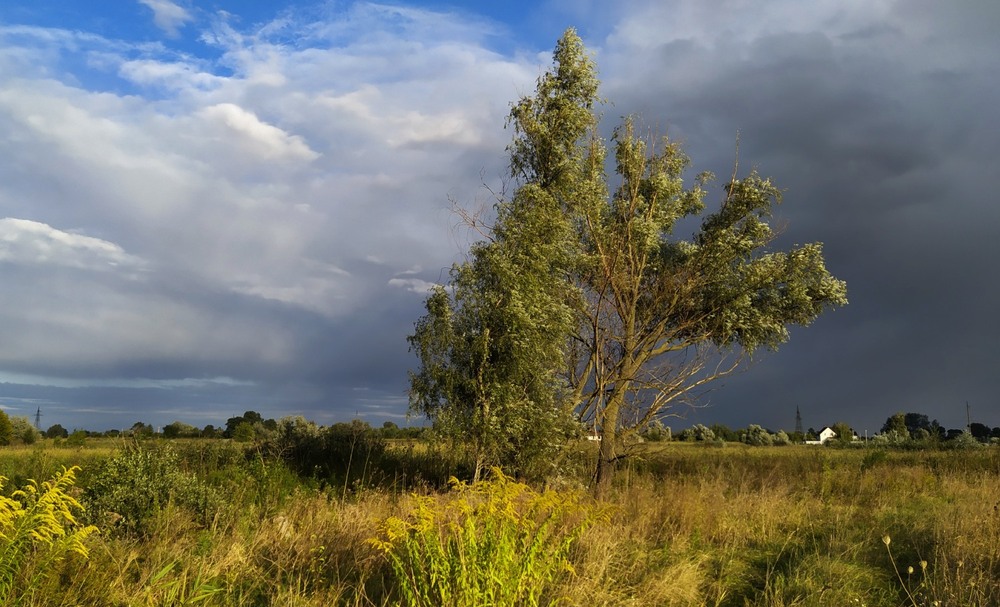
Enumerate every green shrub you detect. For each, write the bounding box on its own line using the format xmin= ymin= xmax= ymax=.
xmin=266 ymin=417 xmax=386 ymax=488
xmin=740 ymin=424 xmax=774 ymax=446
xmin=84 ymin=442 xmax=220 ymax=536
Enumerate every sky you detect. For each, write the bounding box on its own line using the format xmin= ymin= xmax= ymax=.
xmin=1 ymin=1 xmax=998 ymax=435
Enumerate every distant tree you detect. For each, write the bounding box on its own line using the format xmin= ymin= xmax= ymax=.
xmin=224 ymin=411 xmax=275 ymax=439
xmin=45 ymin=424 xmax=69 ymax=439
xmin=201 ymin=424 xmax=221 ymax=438
xmin=11 ymin=416 xmax=39 ymax=444
xmin=773 ymin=430 xmax=791 ymax=445
xmin=881 ymin=413 xmax=908 ymax=437
xmin=830 ymin=421 xmax=854 ymax=445
xmin=806 ymin=427 xmax=819 ymax=441
xmin=232 ymin=422 xmax=256 ymax=443
xmin=640 ymin=420 xmax=671 ymax=442
xmin=680 ymin=424 xmax=716 ymax=442
xmin=787 ymin=430 xmax=805 ymax=444
xmin=929 ymin=420 xmax=946 ymax=441
xmin=969 ymin=422 xmax=990 ymax=441
xmin=949 ymin=430 xmax=982 ymax=449
xmin=710 ymin=424 xmax=739 ymax=442
xmin=945 ymin=428 xmax=964 ymax=441
xmin=129 ymin=422 xmax=154 ymax=438
xmin=740 ymin=424 xmax=773 ymax=446
xmin=991 ymin=427 xmax=1000 ymax=440
xmin=242 ymin=410 xmax=263 ymax=425
xmin=163 ymin=421 xmax=199 ymax=439
xmin=904 ymin=412 xmax=931 ymax=437
xmin=67 ymin=429 xmax=88 ymax=447
xmin=0 ymin=410 xmax=12 ymax=446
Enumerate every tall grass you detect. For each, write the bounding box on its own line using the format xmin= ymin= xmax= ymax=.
xmin=0 ymin=467 xmax=98 ymax=606
xmin=370 ymin=469 xmax=608 ymax=607
xmin=4 ymin=440 xmax=1000 ymax=605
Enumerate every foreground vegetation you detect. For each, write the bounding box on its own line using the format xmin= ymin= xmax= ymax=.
xmin=2 ymin=437 xmax=1000 ymax=606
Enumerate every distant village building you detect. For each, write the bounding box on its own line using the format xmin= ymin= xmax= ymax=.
xmin=806 ymin=427 xmax=838 ymax=445
xmin=805 ymin=426 xmax=859 ymax=445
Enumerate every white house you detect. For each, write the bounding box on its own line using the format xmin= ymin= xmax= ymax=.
xmin=806 ymin=426 xmax=859 ymax=445
xmin=806 ymin=427 xmax=838 ymax=445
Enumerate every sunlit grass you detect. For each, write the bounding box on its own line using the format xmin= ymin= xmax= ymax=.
xmin=3 ymin=439 xmax=1000 ymax=605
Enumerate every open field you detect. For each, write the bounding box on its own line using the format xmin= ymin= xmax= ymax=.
xmin=3 ymin=439 xmax=1000 ymax=606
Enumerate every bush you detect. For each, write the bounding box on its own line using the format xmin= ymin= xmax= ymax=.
xmin=370 ymin=470 xmax=609 ymax=607
xmin=740 ymin=424 xmax=774 ymax=446
xmin=948 ymin=431 xmax=983 ymax=450
xmin=680 ymin=424 xmax=715 ymax=442
xmin=84 ymin=443 xmax=220 ymax=536
xmin=265 ymin=417 xmax=387 ymax=489
xmin=9 ymin=416 xmax=39 ymax=445
xmin=640 ymin=420 xmax=671 ymax=442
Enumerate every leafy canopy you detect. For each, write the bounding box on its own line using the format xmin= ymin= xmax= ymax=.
xmin=409 ymin=28 xmax=847 ymax=487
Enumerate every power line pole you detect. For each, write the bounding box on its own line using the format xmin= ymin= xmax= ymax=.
xmin=35 ymin=407 xmax=42 ymax=430
xmin=795 ymin=406 xmax=803 ymax=436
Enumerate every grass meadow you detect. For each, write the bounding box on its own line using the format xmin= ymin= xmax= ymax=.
xmin=3 ymin=438 xmax=1000 ymax=606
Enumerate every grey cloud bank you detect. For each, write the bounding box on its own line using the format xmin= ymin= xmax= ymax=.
xmin=0 ymin=1 xmax=998 ymax=434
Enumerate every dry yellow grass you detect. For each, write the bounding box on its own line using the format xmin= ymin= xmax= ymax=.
xmin=7 ymin=440 xmax=1000 ymax=605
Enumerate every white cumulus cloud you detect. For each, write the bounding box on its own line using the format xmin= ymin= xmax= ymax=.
xmin=138 ymin=0 xmax=194 ymax=38
xmin=198 ymin=103 xmax=320 ymax=162
xmin=0 ymin=218 xmax=144 ymax=271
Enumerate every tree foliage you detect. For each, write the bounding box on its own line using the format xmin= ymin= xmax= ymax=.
xmin=45 ymin=424 xmax=69 ymax=439
xmin=0 ymin=411 xmax=12 ymax=446
xmin=409 ymin=28 xmax=847 ymax=489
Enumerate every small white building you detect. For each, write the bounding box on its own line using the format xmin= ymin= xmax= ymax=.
xmin=806 ymin=426 xmax=859 ymax=445
xmin=806 ymin=427 xmax=838 ymax=445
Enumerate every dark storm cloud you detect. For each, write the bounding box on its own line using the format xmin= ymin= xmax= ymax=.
xmin=598 ymin=0 xmax=1000 ymax=432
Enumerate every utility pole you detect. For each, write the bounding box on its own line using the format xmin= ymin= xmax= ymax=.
xmin=34 ymin=407 xmax=42 ymax=430
xmin=795 ymin=406 xmax=803 ymax=436
xmin=966 ymin=401 xmax=971 ymax=433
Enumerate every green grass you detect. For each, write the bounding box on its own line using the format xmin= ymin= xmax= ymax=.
xmin=2 ymin=439 xmax=1000 ymax=605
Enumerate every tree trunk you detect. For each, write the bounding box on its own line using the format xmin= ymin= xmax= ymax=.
xmin=594 ymin=398 xmax=621 ymax=497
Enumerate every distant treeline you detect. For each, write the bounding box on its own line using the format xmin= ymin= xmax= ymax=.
xmin=4 ymin=408 xmax=996 ymax=450
xmin=0 ymin=409 xmax=425 ymax=446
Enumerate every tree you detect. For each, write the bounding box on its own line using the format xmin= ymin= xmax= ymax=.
xmin=679 ymin=424 xmax=715 ymax=442
xmin=969 ymin=422 xmax=990 ymax=441
xmin=129 ymin=422 xmax=154 ymax=438
xmin=740 ymin=424 xmax=774 ymax=446
xmin=830 ymin=421 xmax=854 ymax=445
xmin=224 ymin=410 xmax=275 ymax=440
xmin=45 ymin=424 xmax=69 ymax=439
xmin=0 ymin=410 xmax=12 ymax=446
xmin=408 ymin=36 xmax=592 ymax=480
xmin=10 ymin=416 xmax=39 ymax=444
xmin=232 ymin=422 xmax=256 ymax=443
xmin=163 ymin=421 xmax=199 ymax=439
xmin=904 ymin=412 xmax=931 ymax=437
xmin=881 ymin=412 xmax=909 ymax=441
xmin=409 ymin=29 xmax=846 ymax=490
xmin=710 ymin=424 xmax=739 ymax=442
